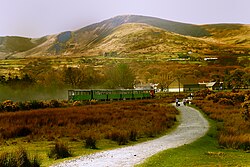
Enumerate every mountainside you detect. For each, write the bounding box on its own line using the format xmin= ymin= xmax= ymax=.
xmin=0 ymin=36 xmax=47 ymax=59
xmin=0 ymin=15 xmax=250 ymax=59
xmin=73 ymin=15 xmax=210 ymax=46
xmin=88 ymin=23 xmax=210 ymax=55
xmin=202 ymin=24 xmax=250 ymax=46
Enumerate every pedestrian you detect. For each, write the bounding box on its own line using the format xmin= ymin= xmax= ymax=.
xmin=176 ymin=98 xmax=179 ymax=107
xmin=183 ymin=98 xmax=187 ymax=106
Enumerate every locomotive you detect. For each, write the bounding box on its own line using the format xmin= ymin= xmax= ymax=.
xmin=68 ymin=89 xmax=155 ymax=101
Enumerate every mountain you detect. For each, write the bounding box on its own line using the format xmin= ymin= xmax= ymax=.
xmin=0 ymin=15 xmax=249 ymax=59
xmin=88 ymin=23 xmax=211 ymax=55
xmin=0 ymin=36 xmax=47 ymax=59
xmin=202 ymin=24 xmax=250 ymax=46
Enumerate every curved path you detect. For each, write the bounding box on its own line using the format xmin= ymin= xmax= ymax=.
xmin=52 ymin=104 xmax=209 ymax=167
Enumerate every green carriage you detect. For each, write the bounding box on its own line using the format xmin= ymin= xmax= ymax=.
xmin=68 ymin=89 xmax=154 ymax=101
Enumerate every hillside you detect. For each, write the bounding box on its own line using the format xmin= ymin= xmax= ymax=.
xmin=202 ymin=24 xmax=250 ymax=46
xmin=0 ymin=36 xmax=47 ymax=59
xmin=89 ymin=23 xmax=211 ymax=55
xmin=0 ymin=15 xmax=249 ymax=59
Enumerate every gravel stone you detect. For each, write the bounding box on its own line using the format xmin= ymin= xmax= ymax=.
xmin=51 ymin=104 xmax=209 ymax=167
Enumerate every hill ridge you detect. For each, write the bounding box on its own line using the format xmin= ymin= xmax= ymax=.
xmin=0 ymin=15 xmax=250 ymax=59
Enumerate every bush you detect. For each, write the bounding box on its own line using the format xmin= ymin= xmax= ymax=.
xmin=195 ymin=89 xmax=214 ymax=99
xmin=106 ymin=130 xmax=129 ymax=145
xmin=0 ymin=147 xmax=40 ymax=167
xmin=117 ymin=132 xmax=129 ymax=145
xmin=48 ymin=141 xmax=72 ymax=159
xmin=129 ymin=129 xmax=138 ymax=141
xmin=0 ymin=99 xmax=178 ymax=143
xmin=218 ymin=98 xmax=234 ymax=105
xmin=193 ymin=97 xmax=250 ymax=151
xmin=84 ymin=136 xmax=98 ymax=149
xmin=17 ymin=101 xmax=30 ymax=110
xmin=2 ymin=100 xmax=18 ymax=112
xmin=15 ymin=147 xmax=31 ymax=167
xmin=30 ymin=101 xmax=45 ymax=109
xmin=72 ymin=101 xmax=82 ymax=106
xmin=17 ymin=127 xmax=32 ymax=138
xmin=29 ymin=155 xmax=41 ymax=167
xmin=49 ymin=100 xmax=61 ymax=108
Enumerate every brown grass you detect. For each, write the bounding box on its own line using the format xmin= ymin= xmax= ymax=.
xmin=193 ymin=91 xmax=250 ymax=150
xmin=0 ymin=99 xmax=178 ymax=145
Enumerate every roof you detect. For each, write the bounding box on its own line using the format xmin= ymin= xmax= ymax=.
xmin=168 ymin=75 xmax=198 ymax=87
xmin=198 ymin=82 xmax=217 ymax=87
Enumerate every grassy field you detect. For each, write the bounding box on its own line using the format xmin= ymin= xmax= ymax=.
xmin=0 ymin=99 xmax=179 ymax=167
xmin=137 ymin=106 xmax=250 ymax=167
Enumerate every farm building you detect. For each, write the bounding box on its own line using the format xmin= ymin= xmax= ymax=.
xmin=166 ymin=76 xmax=204 ymax=92
xmin=198 ymin=81 xmax=223 ymax=90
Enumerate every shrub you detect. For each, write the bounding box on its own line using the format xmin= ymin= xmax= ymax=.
xmin=0 ymin=147 xmax=40 ymax=167
xmin=84 ymin=136 xmax=98 ymax=149
xmin=15 ymin=147 xmax=31 ymax=167
xmin=30 ymin=101 xmax=45 ymax=110
xmin=48 ymin=141 xmax=72 ymax=159
xmin=193 ymin=96 xmax=250 ymax=151
xmin=17 ymin=101 xmax=30 ymax=110
xmin=206 ymin=94 xmax=218 ymax=102
xmin=49 ymin=100 xmax=61 ymax=108
xmin=117 ymin=132 xmax=129 ymax=145
xmin=219 ymin=134 xmax=250 ymax=151
xmin=0 ymin=99 xmax=178 ymax=143
xmin=2 ymin=100 xmax=18 ymax=112
xmin=106 ymin=130 xmax=129 ymax=145
xmin=72 ymin=101 xmax=82 ymax=106
xmin=0 ymin=153 xmax=17 ymax=167
xmin=129 ymin=129 xmax=138 ymax=141
xmin=195 ymin=89 xmax=213 ymax=99
xmin=29 ymin=155 xmax=41 ymax=167
xmin=218 ymin=98 xmax=234 ymax=105
xmin=242 ymin=100 xmax=250 ymax=121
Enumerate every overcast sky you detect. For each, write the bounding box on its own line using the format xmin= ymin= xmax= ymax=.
xmin=0 ymin=0 xmax=249 ymax=38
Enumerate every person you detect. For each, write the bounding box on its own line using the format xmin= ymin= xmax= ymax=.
xmin=183 ymin=98 xmax=187 ymax=106
xmin=176 ymin=98 xmax=179 ymax=107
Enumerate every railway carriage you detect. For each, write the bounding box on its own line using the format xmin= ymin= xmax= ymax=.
xmin=68 ymin=89 xmax=155 ymax=101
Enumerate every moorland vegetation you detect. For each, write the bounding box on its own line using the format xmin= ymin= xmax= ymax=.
xmin=0 ymin=99 xmax=178 ymax=166
xmin=0 ymin=14 xmax=250 ymax=166
xmin=193 ymin=89 xmax=250 ymax=151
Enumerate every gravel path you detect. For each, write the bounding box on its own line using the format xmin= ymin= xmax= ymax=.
xmin=51 ymin=104 xmax=209 ymax=167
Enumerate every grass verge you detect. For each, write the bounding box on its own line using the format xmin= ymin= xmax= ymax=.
xmin=137 ymin=106 xmax=250 ymax=167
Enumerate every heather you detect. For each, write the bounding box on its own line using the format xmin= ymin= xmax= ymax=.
xmin=0 ymin=99 xmax=178 ymax=144
xmin=193 ymin=90 xmax=250 ymax=150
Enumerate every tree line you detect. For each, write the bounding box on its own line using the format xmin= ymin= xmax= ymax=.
xmin=0 ymin=59 xmax=136 ymax=90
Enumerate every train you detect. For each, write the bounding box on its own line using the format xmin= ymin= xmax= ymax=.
xmin=68 ymin=89 xmax=155 ymax=101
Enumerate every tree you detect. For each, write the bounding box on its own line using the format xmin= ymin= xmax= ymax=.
xmin=211 ymin=74 xmax=222 ymax=82
xmin=63 ymin=66 xmax=86 ymax=88
xmin=62 ymin=66 xmax=102 ymax=89
xmin=173 ymin=69 xmax=185 ymax=93
xmin=229 ymin=69 xmax=246 ymax=88
xmin=105 ymin=63 xmax=135 ymax=89
xmin=21 ymin=58 xmax=52 ymax=83
xmin=242 ymin=73 xmax=250 ymax=88
xmin=157 ymin=72 xmax=174 ymax=91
